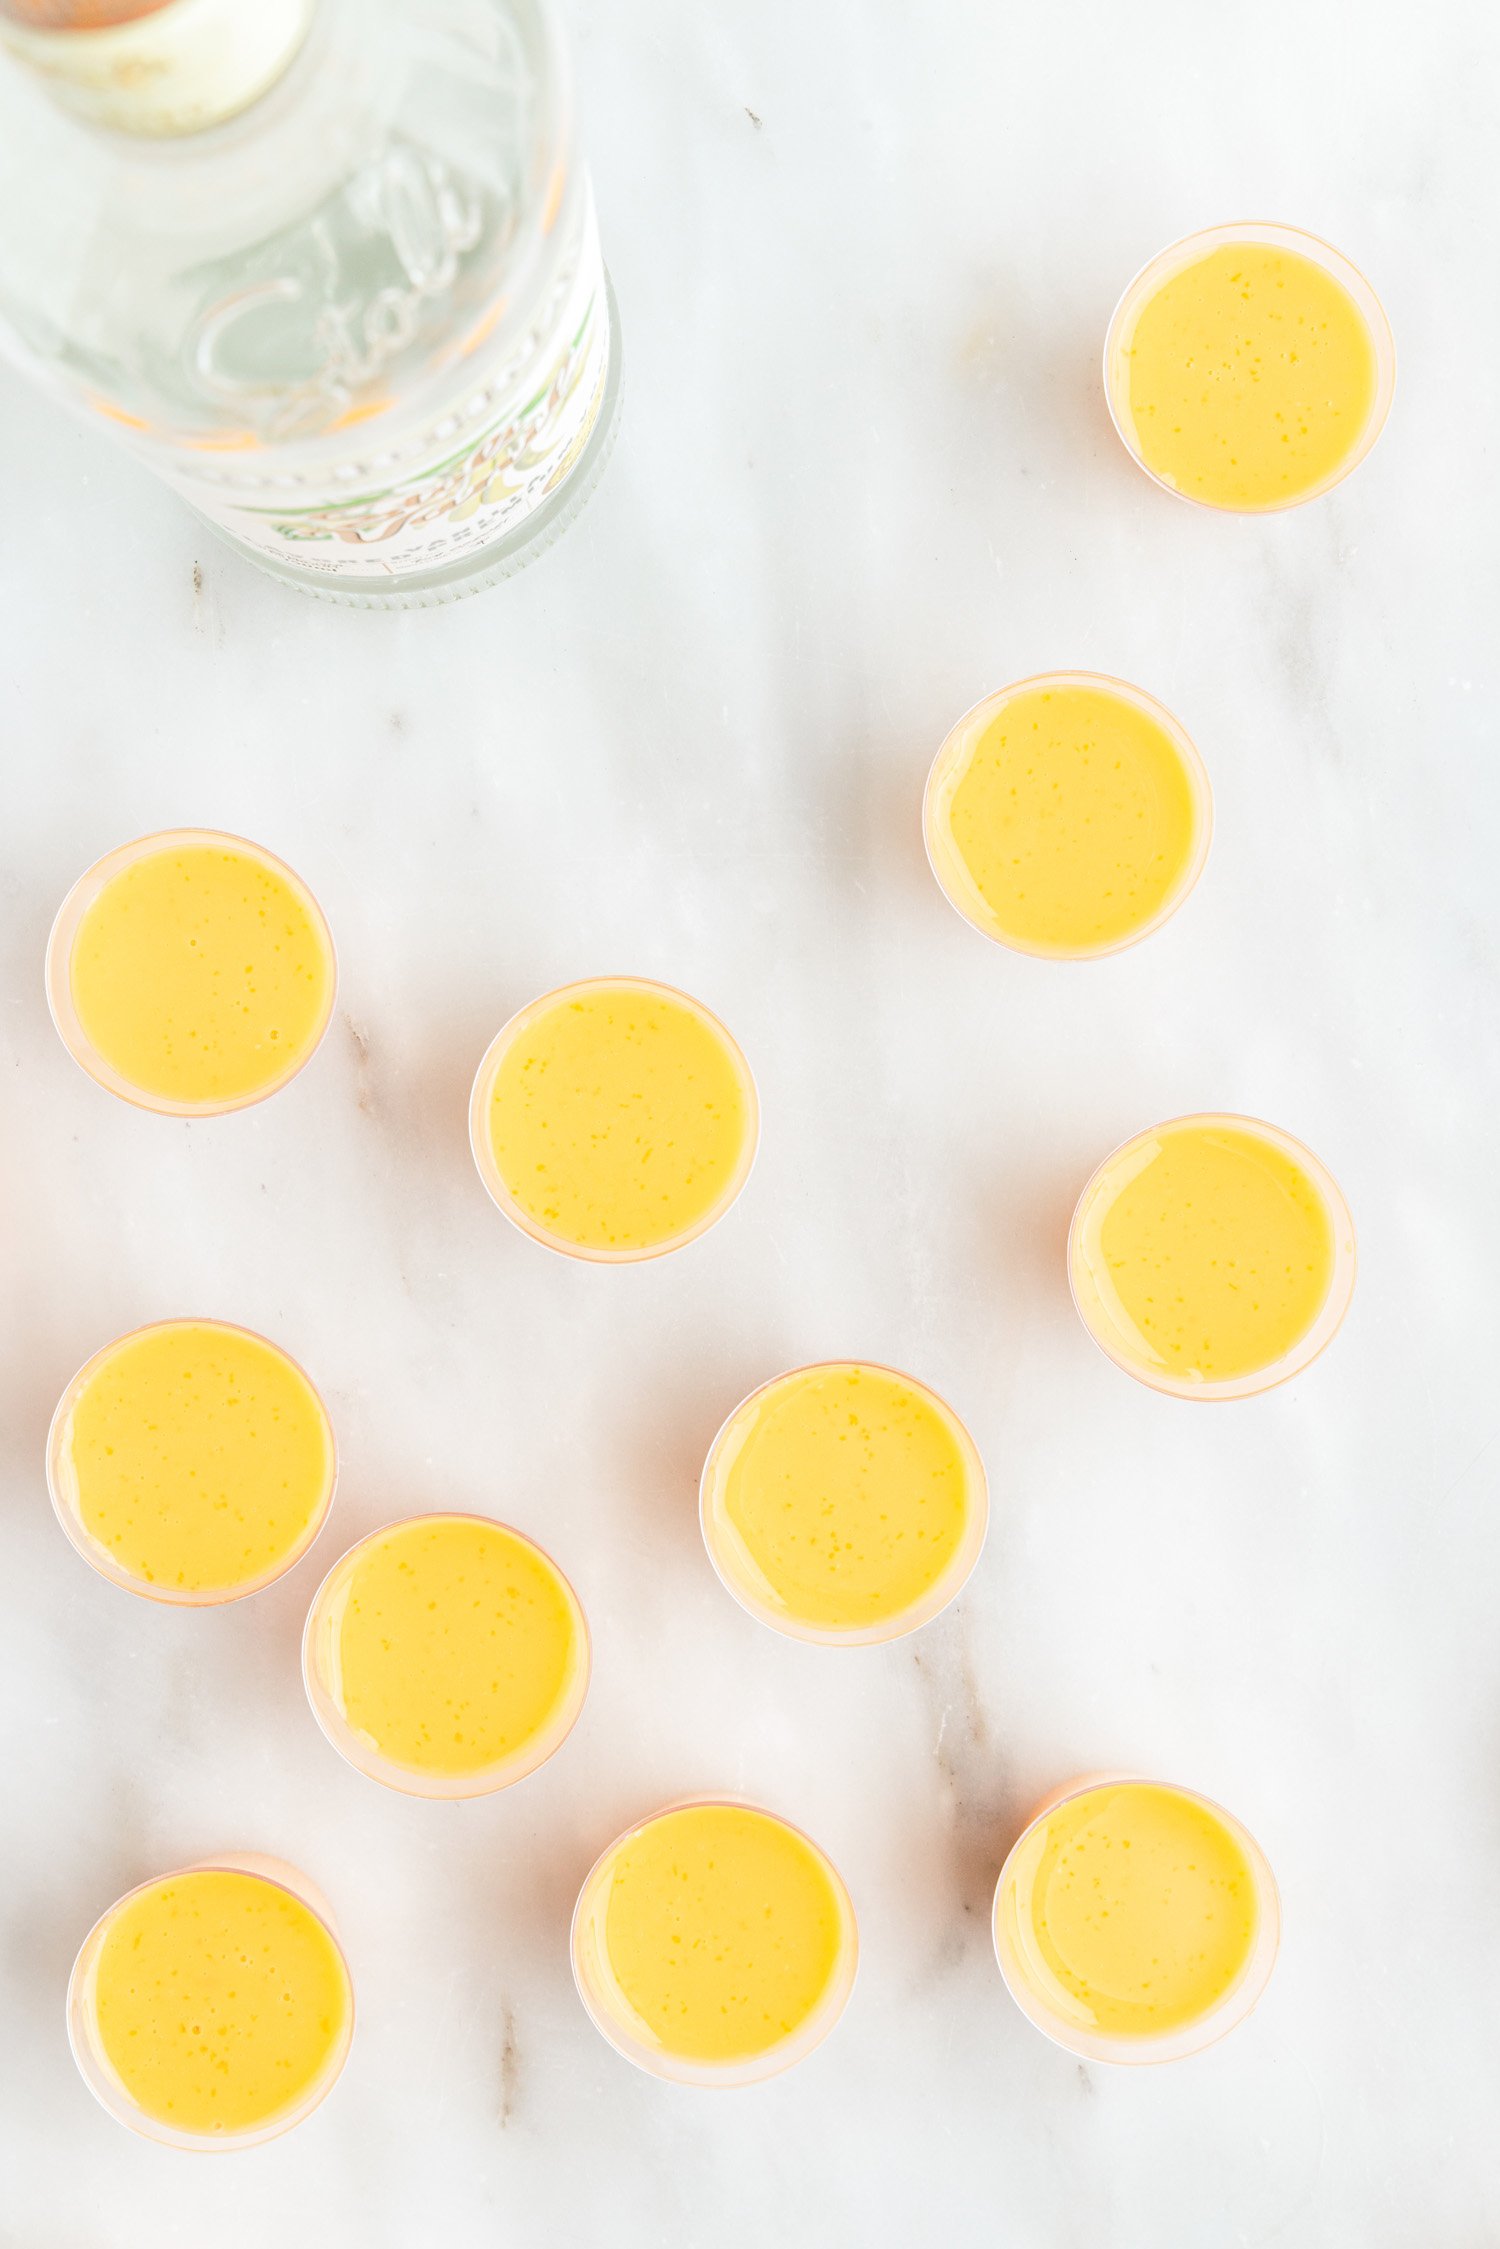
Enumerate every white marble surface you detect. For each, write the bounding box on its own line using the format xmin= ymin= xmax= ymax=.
xmin=3 ymin=0 xmax=1498 ymax=2241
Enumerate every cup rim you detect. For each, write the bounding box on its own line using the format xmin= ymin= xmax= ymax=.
xmin=991 ymin=1773 xmax=1281 ymax=2066
xmin=698 ymin=1358 xmax=990 ymax=1645
xmin=569 ymin=1794 xmax=860 ymax=2087
xmin=66 ymin=1854 xmax=355 ymax=2150
xmin=1067 ymin=1110 xmax=1357 ymax=1400
xmin=922 ymin=670 xmax=1213 ymax=960
xmin=1102 ymin=220 xmax=1397 ymax=515
xmin=467 ymin=973 xmax=760 ymax=1263
xmin=45 ymin=826 xmax=338 ymax=1117
xmin=301 ymin=1509 xmax=591 ymax=1800
xmin=46 ymin=1316 xmax=339 ymax=1605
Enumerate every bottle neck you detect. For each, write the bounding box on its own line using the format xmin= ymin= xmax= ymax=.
xmin=0 ymin=0 xmax=314 ymax=136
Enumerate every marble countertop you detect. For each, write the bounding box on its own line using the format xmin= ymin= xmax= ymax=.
xmin=2 ymin=0 xmax=1497 ymax=2242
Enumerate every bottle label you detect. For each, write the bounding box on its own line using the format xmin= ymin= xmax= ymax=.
xmin=173 ymin=199 xmax=611 ymax=584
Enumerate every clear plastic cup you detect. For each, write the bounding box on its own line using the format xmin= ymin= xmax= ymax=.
xmin=45 ymin=827 xmax=337 ymax=1116
xmin=46 ymin=1318 xmax=337 ymax=1606
xmin=302 ymin=1513 xmax=591 ymax=1800
xmin=699 ymin=1360 xmax=989 ymax=1646
xmin=571 ymin=1796 xmax=859 ymax=2087
xmin=1104 ymin=222 xmax=1396 ymax=513
xmin=67 ymin=1853 xmax=354 ymax=2150
xmin=468 ymin=975 xmax=760 ymax=1263
xmin=1068 ymin=1111 xmax=1357 ymax=1401
xmin=923 ymin=671 xmax=1213 ymax=959
xmin=993 ymin=1774 xmax=1280 ymax=2065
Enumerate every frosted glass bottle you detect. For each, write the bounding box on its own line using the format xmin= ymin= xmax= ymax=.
xmin=0 ymin=0 xmax=621 ymax=605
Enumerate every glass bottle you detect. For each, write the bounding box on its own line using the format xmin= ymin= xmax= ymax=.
xmin=0 ymin=0 xmax=622 ymax=606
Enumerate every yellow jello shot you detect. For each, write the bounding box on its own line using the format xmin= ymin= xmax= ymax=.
xmin=1106 ymin=223 xmax=1394 ymax=512
xmin=994 ymin=1778 xmax=1279 ymax=2063
xmin=303 ymin=1513 xmax=589 ymax=1799
xmin=47 ymin=1320 xmax=336 ymax=1604
xmin=469 ymin=976 xmax=758 ymax=1262
xmin=572 ymin=1800 xmax=858 ymax=2085
xmin=1069 ymin=1112 xmax=1356 ymax=1399
xmin=68 ymin=1855 xmax=354 ymax=2148
xmin=925 ymin=673 xmax=1211 ymax=958
xmin=700 ymin=1361 xmax=988 ymax=1644
xmin=47 ymin=828 xmax=336 ymax=1115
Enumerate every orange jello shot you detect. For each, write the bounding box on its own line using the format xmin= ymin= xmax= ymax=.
xmin=994 ymin=1777 xmax=1279 ymax=2063
xmin=303 ymin=1513 xmax=590 ymax=1799
xmin=1069 ymin=1112 xmax=1356 ymax=1399
xmin=47 ymin=829 xmax=336 ymax=1115
xmin=1105 ymin=222 xmax=1395 ymax=512
xmin=68 ymin=1855 xmax=354 ymax=2148
xmin=572 ymin=1800 xmax=858 ymax=2085
xmin=700 ymin=1361 xmax=988 ymax=1644
xmin=48 ymin=1319 xmax=336 ymax=1603
xmin=924 ymin=674 xmax=1211 ymax=959
xmin=469 ymin=976 xmax=758 ymax=1261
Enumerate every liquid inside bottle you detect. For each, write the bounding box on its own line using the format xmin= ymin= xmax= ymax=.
xmin=0 ymin=0 xmax=620 ymax=603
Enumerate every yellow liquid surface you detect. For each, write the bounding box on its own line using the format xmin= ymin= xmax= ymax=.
xmin=704 ymin=1363 xmax=978 ymax=1632
xmin=68 ymin=840 xmax=333 ymax=1106
xmin=483 ymin=980 xmax=753 ymax=1254
xmin=999 ymin=1783 xmax=1260 ymax=2039
xmin=586 ymin=1805 xmax=848 ymax=2064
xmin=1119 ymin=243 xmax=1378 ymax=509
xmin=929 ymin=684 xmax=1202 ymax=954
xmin=1074 ymin=1120 xmax=1336 ymax=1384
xmin=314 ymin=1516 xmax=585 ymax=1781
xmin=89 ymin=1869 xmax=350 ymax=2135
xmin=57 ymin=1322 xmax=333 ymax=1596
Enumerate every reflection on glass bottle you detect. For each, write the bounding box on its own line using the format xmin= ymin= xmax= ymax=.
xmin=0 ymin=0 xmax=621 ymax=603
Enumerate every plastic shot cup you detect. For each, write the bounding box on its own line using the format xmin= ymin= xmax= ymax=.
xmin=571 ymin=1797 xmax=859 ymax=2087
xmin=46 ymin=1318 xmax=337 ymax=1605
xmin=923 ymin=671 xmax=1212 ymax=960
xmin=993 ymin=1774 xmax=1280 ymax=2065
xmin=1067 ymin=1111 xmax=1356 ymax=1401
xmin=1104 ymin=221 xmax=1395 ymax=513
xmin=46 ymin=827 xmax=336 ymax=1116
xmin=468 ymin=974 xmax=759 ymax=1263
xmin=699 ymin=1360 xmax=989 ymax=1646
xmin=67 ymin=1853 xmax=354 ymax=2149
xmin=302 ymin=1513 xmax=591 ymax=1800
